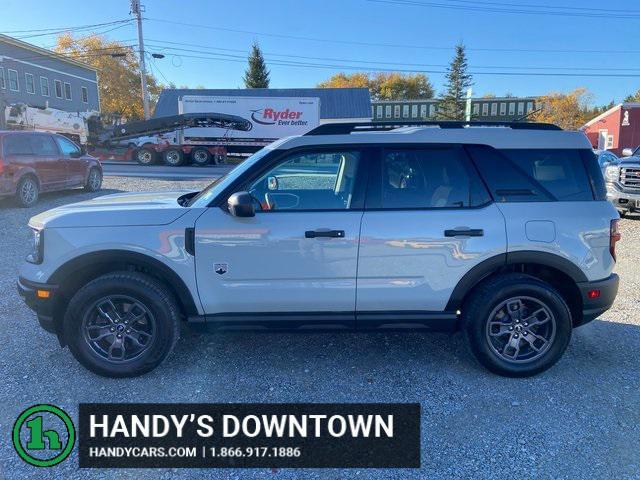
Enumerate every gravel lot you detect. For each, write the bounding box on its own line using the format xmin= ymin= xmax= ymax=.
xmin=1 ymin=176 xmax=639 ymax=480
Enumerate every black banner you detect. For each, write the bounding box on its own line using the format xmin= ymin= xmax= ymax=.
xmin=79 ymin=403 xmax=420 ymax=468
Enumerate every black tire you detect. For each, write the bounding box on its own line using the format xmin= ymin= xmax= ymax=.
xmin=163 ymin=148 xmax=184 ymax=166
xmin=64 ymin=272 xmax=180 ymax=378
xmin=84 ymin=167 xmax=102 ymax=192
xmin=463 ymin=273 xmax=572 ymax=377
xmin=15 ymin=175 xmax=39 ymax=207
xmin=191 ymin=148 xmax=211 ymax=166
xmin=134 ymin=147 xmax=156 ymax=165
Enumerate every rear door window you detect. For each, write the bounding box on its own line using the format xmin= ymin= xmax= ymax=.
xmin=3 ymin=135 xmax=33 ymax=156
xmin=501 ymin=149 xmax=594 ymax=201
xmin=377 ymin=147 xmax=490 ymax=209
xmin=29 ymin=135 xmax=59 ymax=156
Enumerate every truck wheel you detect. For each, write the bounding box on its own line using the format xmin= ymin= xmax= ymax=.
xmin=191 ymin=148 xmax=211 ymax=166
xmin=64 ymin=272 xmax=180 ymax=378
xmin=15 ymin=175 xmax=39 ymax=207
xmin=463 ymin=273 xmax=572 ymax=377
xmin=135 ymin=147 xmax=156 ymax=165
xmin=84 ymin=167 xmax=102 ymax=192
xmin=163 ymin=148 xmax=184 ymax=166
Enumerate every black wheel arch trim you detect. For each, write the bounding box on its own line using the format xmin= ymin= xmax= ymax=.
xmin=445 ymin=250 xmax=588 ymax=311
xmin=48 ymin=250 xmax=199 ymax=316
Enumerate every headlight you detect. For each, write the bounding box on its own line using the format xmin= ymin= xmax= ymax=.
xmin=605 ymin=165 xmax=620 ymax=183
xmin=26 ymin=228 xmax=44 ymax=264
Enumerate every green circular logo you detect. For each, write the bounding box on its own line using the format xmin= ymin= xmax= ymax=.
xmin=12 ymin=405 xmax=75 ymax=467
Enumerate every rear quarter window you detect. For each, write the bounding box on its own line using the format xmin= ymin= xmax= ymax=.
xmin=3 ymin=135 xmax=34 ymax=156
xmin=501 ymin=149 xmax=594 ymax=201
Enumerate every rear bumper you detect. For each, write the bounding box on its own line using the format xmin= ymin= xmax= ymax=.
xmin=575 ymin=273 xmax=619 ymax=327
xmin=17 ymin=277 xmax=59 ymax=334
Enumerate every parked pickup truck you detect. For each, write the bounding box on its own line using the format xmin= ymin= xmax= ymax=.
xmin=605 ymin=147 xmax=640 ymax=216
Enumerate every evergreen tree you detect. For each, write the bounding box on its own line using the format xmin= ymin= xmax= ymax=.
xmin=438 ymin=43 xmax=473 ymax=120
xmin=243 ymin=43 xmax=270 ymax=88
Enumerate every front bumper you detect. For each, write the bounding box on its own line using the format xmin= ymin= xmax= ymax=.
xmin=606 ymin=183 xmax=640 ymax=211
xmin=575 ymin=273 xmax=619 ymax=327
xmin=17 ymin=277 xmax=59 ymax=335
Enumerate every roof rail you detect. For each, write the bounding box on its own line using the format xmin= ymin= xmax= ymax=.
xmin=305 ymin=120 xmax=562 ymax=135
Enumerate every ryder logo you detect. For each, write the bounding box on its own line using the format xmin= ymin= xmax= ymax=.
xmin=251 ymin=108 xmax=304 ymax=125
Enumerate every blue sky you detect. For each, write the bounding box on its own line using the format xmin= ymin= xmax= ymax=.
xmin=2 ymin=0 xmax=639 ymax=105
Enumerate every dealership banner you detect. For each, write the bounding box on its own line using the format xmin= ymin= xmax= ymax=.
xmin=79 ymin=403 xmax=420 ymax=468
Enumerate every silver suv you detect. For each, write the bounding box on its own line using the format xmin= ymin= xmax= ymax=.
xmin=18 ymin=121 xmax=620 ymax=378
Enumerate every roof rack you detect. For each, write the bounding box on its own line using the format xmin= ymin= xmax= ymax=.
xmin=305 ymin=120 xmax=562 ymax=136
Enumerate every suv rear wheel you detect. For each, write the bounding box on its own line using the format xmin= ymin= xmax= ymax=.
xmin=463 ymin=273 xmax=572 ymax=377
xmin=15 ymin=175 xmax=39 ymax=207
xmin=64 ymin=272 xmax=180 ymax=377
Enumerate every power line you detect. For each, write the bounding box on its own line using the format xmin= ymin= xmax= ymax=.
xmin=0 ymin=19 xmax=133 ymax=35
xmin=445 ymin=0 xmax=640 ymax=14
xmin=144 ymin=17 xmax=640 ymax=55
xmin=366 ymin=0 xmax=640 ymax=19
xmin=144 ymin=39 xmax=640 ymax=73
xmin=8 ymin=19 xmax=134 ymax=40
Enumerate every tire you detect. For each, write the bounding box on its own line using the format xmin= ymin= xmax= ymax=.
xmin=463 ymin=273 xmax=572 ymax=377
xmin=15 ymin=175 xmax=39 ymax=208
xmin=64 ymin=272 xmax=180 ymax=378
xmin=135 ymin=147 xmax=156 ymax=165
xmin=191 ymin=148 xmax=211 ymax=166
xmin=84 ymin=167 xmax=102 ymax=192
xmin=163 ymin=148 xmax=184 ymax=167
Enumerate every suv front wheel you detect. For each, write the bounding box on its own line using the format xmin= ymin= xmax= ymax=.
xmin=463 ymin=273 xmax=572 ymax=377
xmin=64 ymin=271 xmax=180 ymax=377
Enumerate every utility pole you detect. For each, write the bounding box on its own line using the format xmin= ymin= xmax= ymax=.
xmin=131 ymin=0 xmax=150 ymax=119
xmin=465 ymin=87 xmax=473 ymax=122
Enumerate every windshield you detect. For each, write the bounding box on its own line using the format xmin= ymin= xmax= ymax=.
xmin=187 ymin=147 xmax=273 ymax=207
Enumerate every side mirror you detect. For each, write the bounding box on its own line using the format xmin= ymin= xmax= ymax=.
xmin=267 ymin=176 xmax=279 ymax=190
xmin=622 ymin=148 xmax=633 ymax=157
xmin=227 ymin=191 xmax=255 ymax=218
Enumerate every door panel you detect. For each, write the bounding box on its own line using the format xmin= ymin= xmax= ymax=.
xmin=357 ymin=204 xmax=506 ymax=313
xmin=194 ymin=208 xmax=362 ymax=317
xmin=54 ymin=135 xmax=86 ymax=185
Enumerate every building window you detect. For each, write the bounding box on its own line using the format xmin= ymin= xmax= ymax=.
xmin=491 ymin=103 xmax=498 ymax=116
xmin=64 ymin=82 xmax=72 ymax=100
xmin=526 ymin=101 xmax=534 ymax=112
xmin=81 ymin=86 xmax=88 ymax=103
xmin=482 ymin=103 xmax=489 ymax=116
xmin=8 ymin=69 xmax=19 ymax=91
xmin=394 ymin=105 xmax=401 ymax=118
xmin=0 ymin=67 xmax=5 ymax=89
xmin=429 ymin=104 xmax=436 ymax=117
xmin=517 ymin=102 xmax=524 ymax=115
xmin=402 ymin=104 xmax=409 ymax=118
xmin=54 ymin=80 xmax=63 ymax=98
xmin=606 ymin=135 xmax=614 ymax=149
xmin=410 ymin=104 xmax=418 ymax=118
xmin=420 ymin=104 xmax=427 ymax=118
xmin=472 ymin=103 xmax=479 ymax=115
xmin=499 ymin=103 xmax=506 ymax=115
xmin=40 ymin=77 xmax=50 ymax=97
xmin=25 ymin=73 xmax=35 ymax=94
xmin=376 ymin=105 xmax=383 ymax=118
xmin=385 ymin=105 xmax=392 ymax=118
xmin=508 ymin=102 xmax=516 ymax=115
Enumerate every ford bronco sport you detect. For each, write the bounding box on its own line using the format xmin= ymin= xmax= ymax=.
xmin=18 ymin=121 xmax=620 ymax=378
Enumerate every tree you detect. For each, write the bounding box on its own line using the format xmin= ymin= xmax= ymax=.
xmin=531 ymin=88 xmax=594 ymax=130
xmin=437 ymin=43 xmax=473 ymax=120
xmin=625 ymin=89 xmax=640 ymax=102
xmin=317 ymin=72 xmax=434 ymax=100
xmin=243 ymin=42 xmax=270 ymax=88
xmin=54 ymin=33 xmax=162 ymax=120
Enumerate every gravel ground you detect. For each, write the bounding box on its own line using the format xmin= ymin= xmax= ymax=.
xmin=0 ymin=177 xmax=639 ymax=480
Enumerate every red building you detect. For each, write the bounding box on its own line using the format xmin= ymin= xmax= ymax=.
xmin=583 ymin=103 xmax=640 ymax=155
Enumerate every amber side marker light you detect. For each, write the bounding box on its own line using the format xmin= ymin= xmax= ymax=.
xmin=36 ymin=290 xmax=51 ymax=299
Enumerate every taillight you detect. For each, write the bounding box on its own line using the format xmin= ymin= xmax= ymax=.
xmin=610 ymin=219 xmax=621 ymax=261
xmin=0 ymin=158 xmax=4 ymax=176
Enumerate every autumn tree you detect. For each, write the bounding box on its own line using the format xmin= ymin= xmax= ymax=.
xmin=531 ymin=88 xmax=594 ymax=130
xmin=55 ymin=33 xmax=162 ymax=120
xmin=317 ymin=72 xmax=434 ymax=100
xmin=437 ymin=43 xmax=473 ymax=120
xmin=243 ymin=42 xmax=270 ymax=88
xmin=625 ymin=89 xmax=640 ymax=102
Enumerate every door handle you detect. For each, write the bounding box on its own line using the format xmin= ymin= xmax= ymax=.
xmin=444 ymin=228 xmax=484 ymax=237
xmin=305 ymin=229 xmax=345 ymax=238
